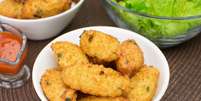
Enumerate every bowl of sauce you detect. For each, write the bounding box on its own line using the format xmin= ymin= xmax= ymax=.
xmin=0 ymin=23 xmax=30 ymax=88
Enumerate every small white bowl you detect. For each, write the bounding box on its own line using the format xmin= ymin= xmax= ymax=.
xmin=32 ymin=26 xmax=170 ymax=101
xmin=0 ymin=0 xmax=84 ymax=40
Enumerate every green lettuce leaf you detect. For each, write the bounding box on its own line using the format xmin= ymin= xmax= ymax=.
xmin=111 ymin=0 xmax=201 ymax=40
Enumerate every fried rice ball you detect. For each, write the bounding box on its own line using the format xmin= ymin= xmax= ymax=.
xmin=62 ymin=63 xmax=130 ymax=97
xmin=80 ymin=30 xmax=120 ymax=64
xmin=78 ymin=96 xmax=128 ymax=101
xmin=128 ymin=65 xmax=159 ymax=101
xmin=21 ymin=0 xmax=72 ymax=19
xmin=41 ymin=69 xmax=77 ymax=101
xmin=0 ymin=0 xmax=23 ymax=18
xmin=51 ymin=41 xmax=89 ymax=70
xmin=116 ymin=40 xmax=144 ymax=77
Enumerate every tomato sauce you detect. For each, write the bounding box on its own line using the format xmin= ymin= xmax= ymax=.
xmin=0 ymin=32 xmax=27 ymax=74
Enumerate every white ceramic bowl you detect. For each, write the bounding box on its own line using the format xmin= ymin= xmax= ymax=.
xmin=33 ymin=26 xmax=170 ymax=101
xmin=0 ymin=0 xmax=84 ymax=40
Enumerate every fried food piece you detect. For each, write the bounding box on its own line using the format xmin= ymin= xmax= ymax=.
xmin=0 ymin=0 xmax=23 ymax=18
xmin=21 ymin=0 xmax=72 ymax=19
xmin=62 ymin=63 xmax=130 ymax=97
xmin=116 ymin=40 xmax=144 ymax=77
xmin=128 ymin=65 xmax=159 ymax=101
xmin=51 ymin=41 xmax=89 ymax=70
xmin=78 ymin=96 xmax=128 ymax=101
xmin=80 ymin=30 xmax=120 ymax=64
xmin=14 ymin=0 xmax=26 ymax=3
xmin=41 ymin=69 xmax=77 ymax=101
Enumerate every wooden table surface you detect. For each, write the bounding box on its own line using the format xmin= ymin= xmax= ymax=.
xmin=1 ymin=0 xmax=201 ymax=101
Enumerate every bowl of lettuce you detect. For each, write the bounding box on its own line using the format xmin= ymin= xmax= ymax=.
xmin=102 ymin=0 xmax=201 ymax=48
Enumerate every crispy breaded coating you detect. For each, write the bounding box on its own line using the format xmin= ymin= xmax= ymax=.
xmin=41 ymin=69 xmax=77 ymax=101
xmin=14 ymin=0 xmax=26 ymax=3
xmin=116 ymin=40 xmax=144 ymax=77
xmin=128 ymin=65 xmax=159 ymax=101
xmin=62 ymin=63 xmax=130 ymax=97
xmin=78 ymin=96 xmax=128 ymax=101
xmin=21 ymin=0 xmax=72 ymax=19
xmin=80 ymin=30 xmax=120 ymax=64
xmin=51 ymin=41 xmax=89 ymax=70
xmin=0 ymin=0 xmax=23 ymax=18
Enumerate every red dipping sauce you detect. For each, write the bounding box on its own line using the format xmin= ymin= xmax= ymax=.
xmin=0 ymin=32 xmax=27 ymax=74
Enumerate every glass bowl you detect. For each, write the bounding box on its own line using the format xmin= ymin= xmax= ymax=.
xmin=102 ymin=0 xmax=201 ymax=48
xmin=0 ymin=23 xmax=30 ymax=88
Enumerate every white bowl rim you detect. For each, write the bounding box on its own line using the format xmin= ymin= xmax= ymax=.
xmin=32 ymin=26 xmax=170 ymax=101
xmin=0 ymin=0 xmax=84 ymax=22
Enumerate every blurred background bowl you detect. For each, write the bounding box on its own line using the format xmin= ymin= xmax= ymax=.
xmin=0 ymin=0 xmax=84 ymax=40
xmin=102 ymin=0 xmax=201 ymax=48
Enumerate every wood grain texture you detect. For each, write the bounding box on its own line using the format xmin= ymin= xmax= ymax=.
xmin=1 ymin=0 xmax=201 ymax=101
